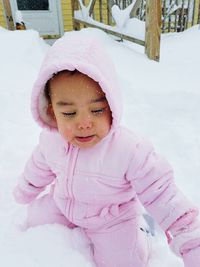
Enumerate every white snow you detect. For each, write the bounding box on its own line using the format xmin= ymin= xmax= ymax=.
xmin=74 ymin=2 xmax=145 ymax=41
xmin=77 ymin=0 xmax=90 ymax=20
xmin=15 ymin=10 xmax=24 ymax=24
xmin=111 ymin=1 xmax=136 ymax=28
xmin=0 ymin=24 xmax=200 ymax=267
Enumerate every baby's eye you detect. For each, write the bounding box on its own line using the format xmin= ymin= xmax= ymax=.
xmin=62 ymin=112 xmax=76 ymax=117
xmin=92 ymin=108 xmax=106 ymax=114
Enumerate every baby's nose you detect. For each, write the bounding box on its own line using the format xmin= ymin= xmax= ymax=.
xmin=78 ymin=115 xmax=93 ymax=129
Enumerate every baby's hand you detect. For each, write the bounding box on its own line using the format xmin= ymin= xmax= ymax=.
xmin=13 ymin=186 xmax=36 ymax=204
xmin=183 ymin=247 xmax=200 ymax=267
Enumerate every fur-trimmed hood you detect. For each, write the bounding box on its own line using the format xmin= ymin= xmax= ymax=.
xmin=31 ymin=32 xmax=122 ymax=131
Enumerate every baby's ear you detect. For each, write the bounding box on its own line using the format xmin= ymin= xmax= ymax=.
xmin=47 ymin=104 xmax=56 ymax=121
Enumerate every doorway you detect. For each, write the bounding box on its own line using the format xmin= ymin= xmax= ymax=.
xmin=9 ymin=0 xmax=63 ymax=36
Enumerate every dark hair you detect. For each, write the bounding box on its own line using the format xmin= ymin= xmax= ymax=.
xmin=44 ymin=69 xmax=79 ymax=103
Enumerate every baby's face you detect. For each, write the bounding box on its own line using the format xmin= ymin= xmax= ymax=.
xmin=49 ymin=72 xmax=112 ymax=148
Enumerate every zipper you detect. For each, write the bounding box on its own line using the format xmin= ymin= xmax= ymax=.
xmin=64 ymin=144 xmax=79 ymax=222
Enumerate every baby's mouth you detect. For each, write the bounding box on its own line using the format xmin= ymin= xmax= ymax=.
xmin=75 ymin=135 xmax=95 ymax=143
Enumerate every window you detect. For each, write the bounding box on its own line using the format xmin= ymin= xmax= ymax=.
xmin=17 ymin=0 xmax=49 ymax=11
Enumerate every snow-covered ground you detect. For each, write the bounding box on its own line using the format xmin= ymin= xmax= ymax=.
xmin=0 ymin=25 xmax=200 ymax=267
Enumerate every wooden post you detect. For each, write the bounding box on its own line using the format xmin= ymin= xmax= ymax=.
xmin=145 ymin=0 xmax=161 ymax=61
xmin=71 ymin=0 xmax=80 ymax=30
xmin=99 ymin=0 xmax=103 ymax=22
xmin=2 ymin=0 xmax=15 ymax=30
xmin=179 ymin=1 xmax=185 ymax=31
xmin=107 ymin=0 xmax=114 ymax=25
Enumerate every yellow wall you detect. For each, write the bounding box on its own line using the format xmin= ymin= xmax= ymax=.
xmin=0 ymin=1 xmax=6 ymax=28
xmin=61 ymin=0 xmax=109 ymax=32
xmin=194 ymin=0 xmax=200 ymax=24
xmin=95 ymin=0 xmax=109 ymax=24
xmin=61 ymin=0 xmax=73 ymax=32
xmin=86 ymin=0 xmax=109 ymax=24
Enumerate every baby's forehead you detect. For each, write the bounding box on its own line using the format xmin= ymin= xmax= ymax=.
xmin=50 ymin=71 xmax=105 ymax=95
xmin=48 ymin=71 xmax=109 ymax=107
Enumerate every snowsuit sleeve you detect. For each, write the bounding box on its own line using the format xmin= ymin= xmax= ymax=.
xmin=126 ymin=137 xmax=200 ymax=260
xmin=13 ymin=132 xmax=56 ymax=204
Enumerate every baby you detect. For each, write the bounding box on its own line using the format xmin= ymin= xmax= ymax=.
xmin=14 ymin=33 xmax=200 ymax=267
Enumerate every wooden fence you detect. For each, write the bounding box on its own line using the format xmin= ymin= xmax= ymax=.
xmin=71 ymin=0 xmax=200 ymax=61
xmin=2 ymin=0 xmax=14 ymax=30
xmin=72 ymin=0 xmax=162 ymax=61
xmin=110 ymin=0 xmax=200 ymax=32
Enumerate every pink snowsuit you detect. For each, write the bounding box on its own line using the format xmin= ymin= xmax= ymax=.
xmin=14 ymin=33 xmax=200 ymax=267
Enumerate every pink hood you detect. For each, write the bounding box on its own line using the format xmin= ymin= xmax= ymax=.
xmin=31 ymin=33 xmax=122 ymax=131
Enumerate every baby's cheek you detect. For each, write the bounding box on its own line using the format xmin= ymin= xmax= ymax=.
xmin=60 ymin=126 xmax=74 ymax=141
xmin=101 ymin=117 xmax=112 ymax=135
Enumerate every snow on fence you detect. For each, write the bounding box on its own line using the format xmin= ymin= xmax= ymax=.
xmin=114 ymin=0 xmax=200 ymax=32
xmin=72 ymin=0 xmax=161 ymax=61
xmin=158 ymin=0 xmax=199 ymax=32
xmin=71 ymin=0 xmax=200 ymax=61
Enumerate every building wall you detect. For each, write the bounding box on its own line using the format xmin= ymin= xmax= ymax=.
xmin=194 ymin=0 xmax=200 ymax=23
xmin=61 ymin=0 xmax=73 ymax=31
xmin=87 ymin=0 xmax=109 ymax=24
xmin=61 ymin=0 xmax=109 ymax=32
xmin=0 ymin=1 xmax=6 ymax=28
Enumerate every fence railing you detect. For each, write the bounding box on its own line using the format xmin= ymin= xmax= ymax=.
xmin=112 ymin=0 xmax=200 ymax=32
xmin=72 ymin=0 xmax=162 ymax=61
xmin=71 ymin=0 xmax=200 ymax=61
